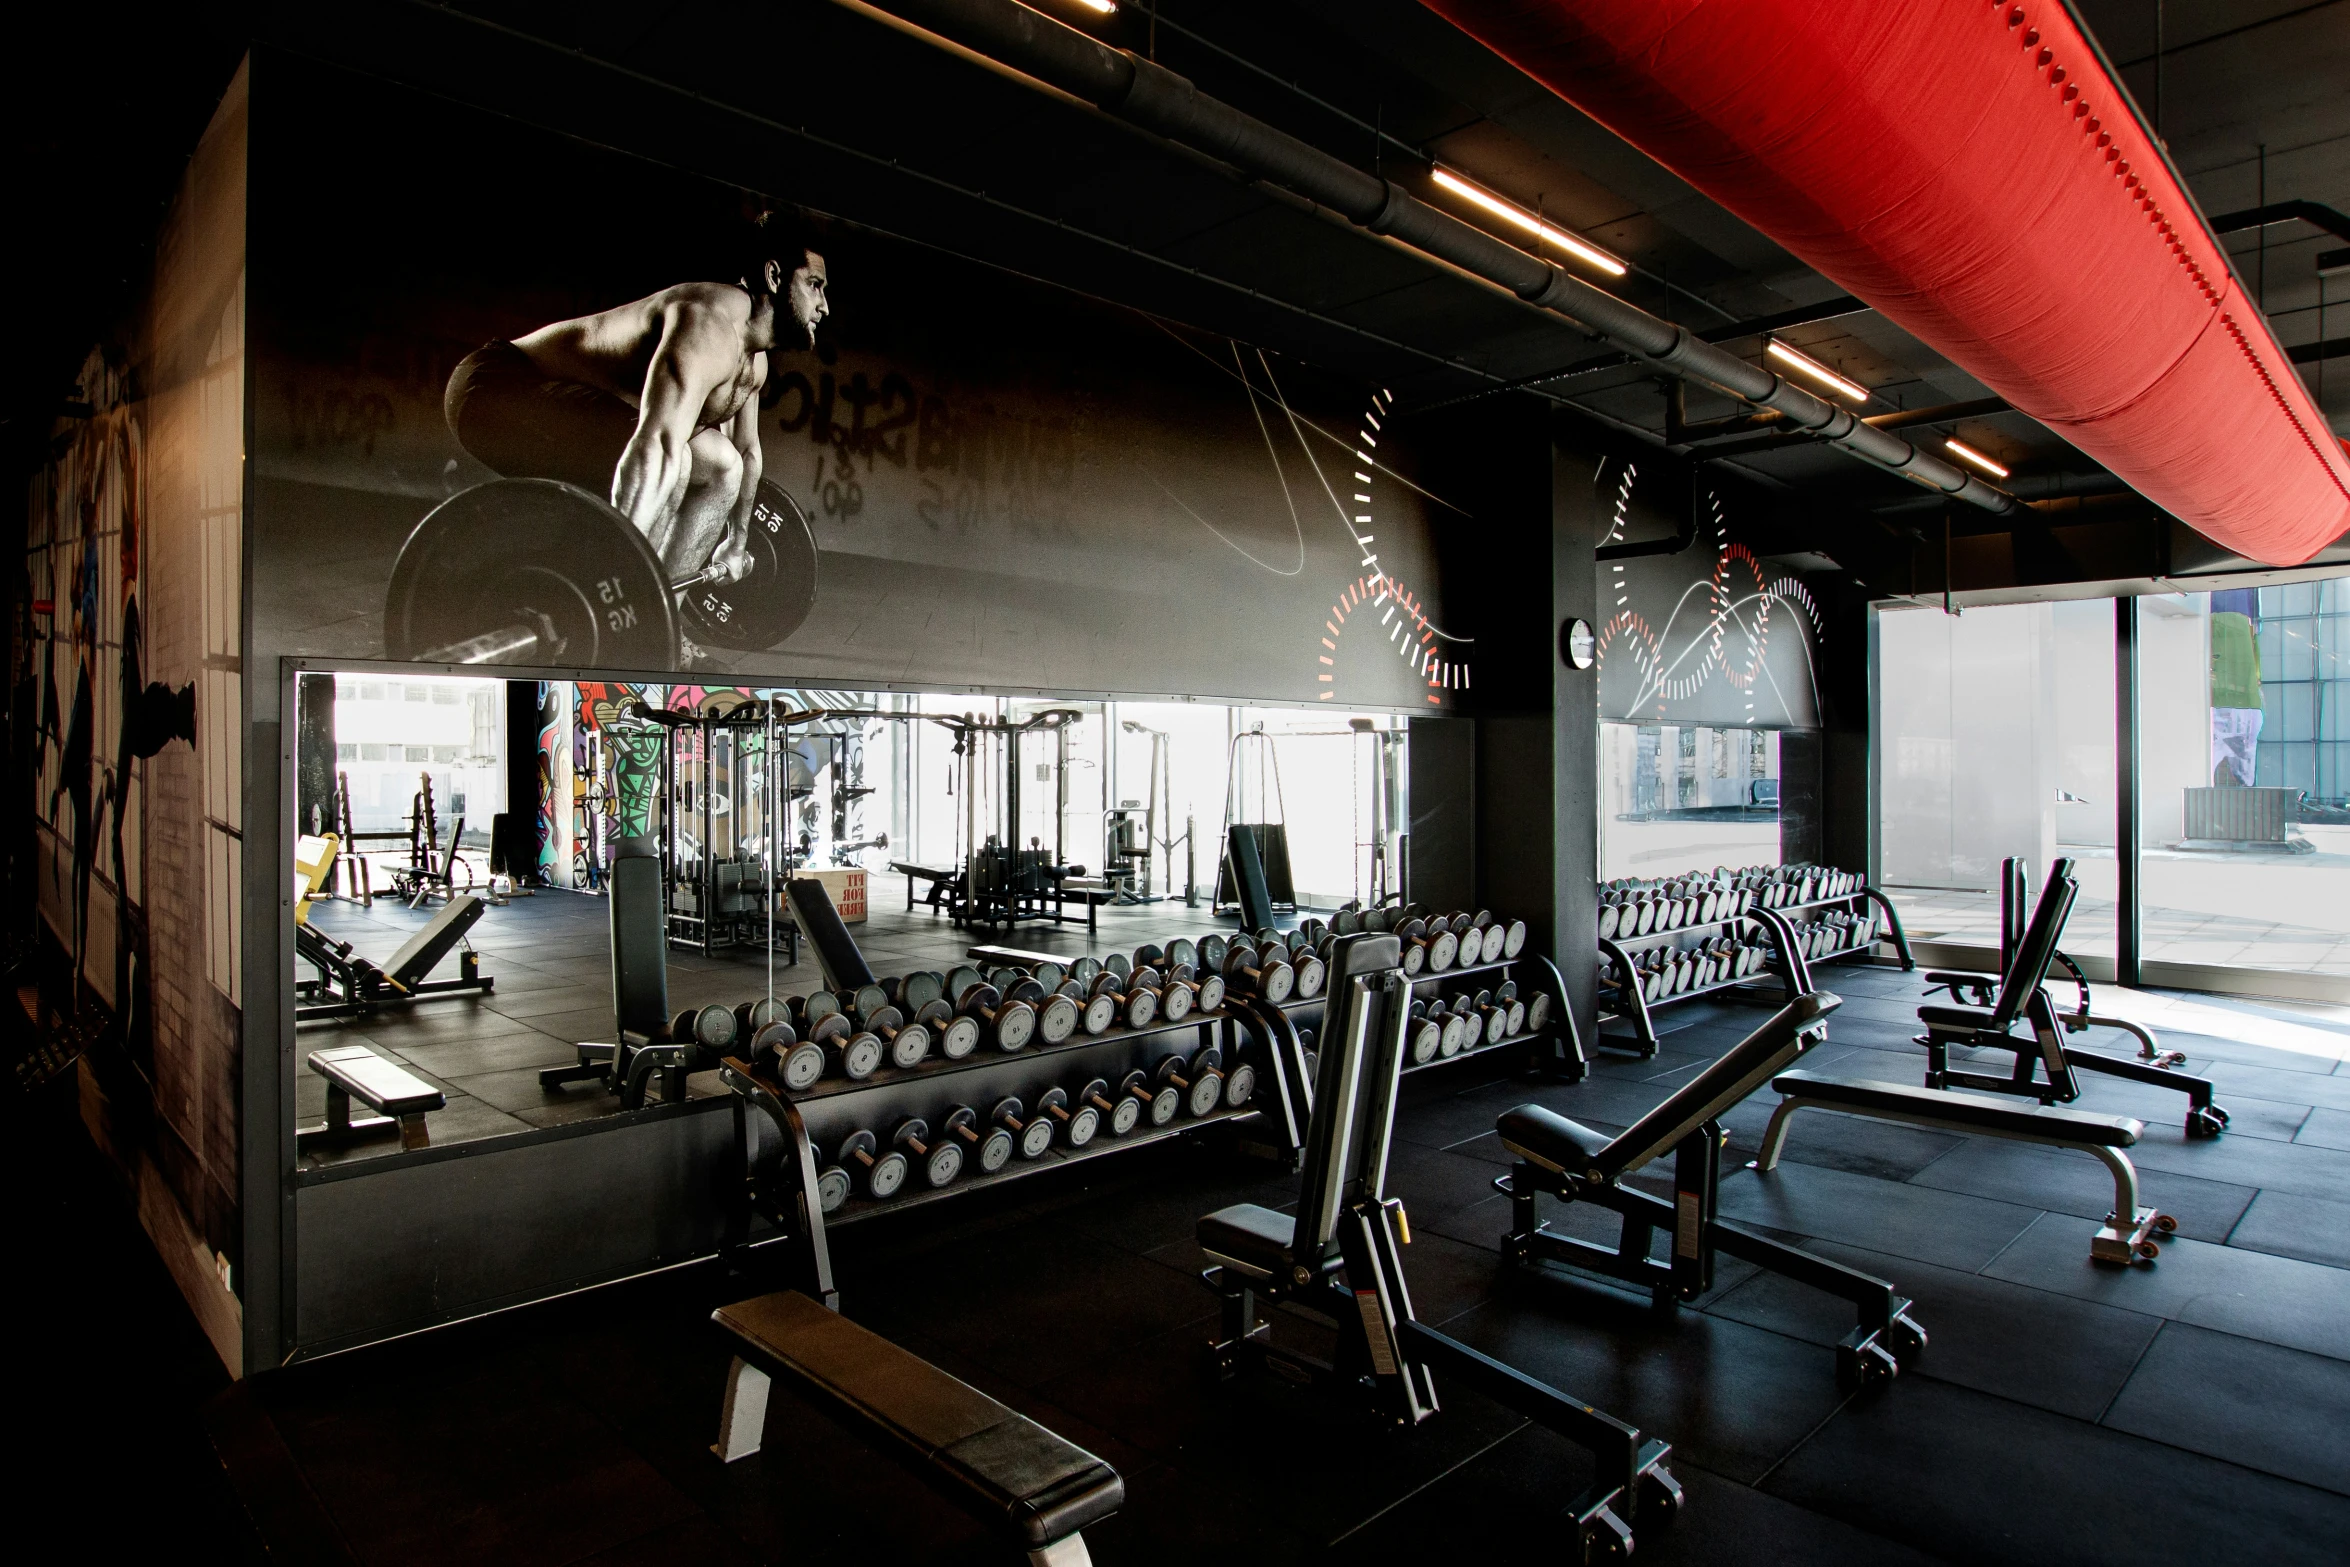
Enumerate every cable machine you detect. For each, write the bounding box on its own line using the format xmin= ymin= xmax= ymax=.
xmin=1215 ymin=724 xmax=1296 ymax=913
xmin=1105 ymin=717 xmax=1196 ymax=905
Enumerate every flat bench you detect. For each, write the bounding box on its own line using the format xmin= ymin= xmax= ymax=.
xmin=1758 ymin=1071 xmax=2171 ymax=1265
xmin=298 ymin=1045 xmax=444 ymax=1152
xmin=966 ymin=944 xmax=1075 ymax=970
xmin=890 ymin=860 xmax=962 ymax=913
xmin=713 ymin=1291 xmax=1122 ymax=1565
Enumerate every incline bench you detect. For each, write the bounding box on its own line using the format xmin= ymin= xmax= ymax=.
xmin=298 ymin=1044 xmax=445 ymax=1152
xmin=713 ymin=1290 xmax=1123 ymax=1565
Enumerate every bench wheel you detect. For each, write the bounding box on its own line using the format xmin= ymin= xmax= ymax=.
xmin=1577 ymin=1505 xmax=1634 ymax=1564
xmin=1637 ymin=1465 xmax=1683 ymax=1528
xmin=2187 ymin=1106 xmax=2228 ymax=1139
xmin=2135 ymin=1239 xmax=2162 ymax=1262
xmin=2153 ymin=1213 xmax=2178 ymax=1235
xmin=1887 ymin=1313 xmax=1929 ymax=1364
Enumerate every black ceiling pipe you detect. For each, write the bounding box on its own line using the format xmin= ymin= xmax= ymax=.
xmin=2206 ymin=201 xmax=2350 ymax=244
xmin=846 ymin=0 xmax=2019 ymax=515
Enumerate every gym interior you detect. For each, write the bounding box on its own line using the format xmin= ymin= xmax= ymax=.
xmin=10 ymin=3 xmax=2350 ymax=1563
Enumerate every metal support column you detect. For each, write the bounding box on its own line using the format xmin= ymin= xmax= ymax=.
xmin=2116 ymin=595 xmax=2142 ymax=986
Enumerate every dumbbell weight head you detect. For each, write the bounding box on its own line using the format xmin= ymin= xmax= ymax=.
xmin=839 ymin=1129 xmax=907 ymax=1200
xmin=1104 ymin=952 xmax=1132 ymax=980
xmin=1197 ymin=934 xmax=1228 ymax=970
xmin=674 ymin=1005 xmax=738 ymax=1051
xmin=1525 ymin=992 xmax=1553 ymax=1033
xmin=1031 ymin=960 xmax=1067 ymax=991
xmin=1598 ymin=904 xmax=1620 ymax=940
xmin=1291 ymin=951 xmax=1326 ymax=999
xmin=1499 ymin=918 xmax=1527 ymax=960
xmin=813 ymin=1152 xmax=853 ymax=1214
xmin=1166 ymin=938 xmax=1198 ymax=971
xmin=1330 ymin=908 xmax=1360 ymax=936
xmin=899 ymin=971 xmax=946 ymax=1013
xmin=1223 ymin=1053 xmax=1256 ymax=1108
xmin=994 ymin=1097 xmax=1055 ymax=1161
xmin=1068 ymin=956 xmax=1103 ymax=987
xmin=1133 ymin=943 xmax=1166 ymax=973
xmin=1123 ymin=1068 xmax=1180 ymax=1127
xmin=735 ymin=996 xmax=787 ymax=1037
xmin=1226 ymin=946 xmax=1296 ymax=1002
xmin=1194 ymin=971 xmax=1228 ymax=1013
xmin=852 ymin=983 xmax=891 ymax=1021
xmin=757 ymin=1021 xmax=830 ymax=1093
xmin=944 ymin=1104 xmax=1015 ymax=1176
xmin=1158 ymin=974 xmax=1195 ymax=1023
xmin=893 ymin=1117 xmax=962 ymax=1189
xmin=1036 ymin=991 xmax=1081 ymax=1044
xmin=834 ymin=1022 xmax=884 ymax=1080
xmin=1410 ymin=1015 xmax=1442 ymax=1063
xmin=1400 ymin=937 xmax=1427 ymax=976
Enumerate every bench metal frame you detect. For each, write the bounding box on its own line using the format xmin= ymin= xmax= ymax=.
xmin=1199 ymin=934 xmax=1678 ymax=1561
xmin=1757 ymin=1081 xmax=2170 ymax=1264
xmin=1498 ymin=912 xmax=1924 ymax=1388
xmin=294 ymin=893 xmax=493 ymax=1023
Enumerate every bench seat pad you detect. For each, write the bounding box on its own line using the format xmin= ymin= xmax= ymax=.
xmin=1770 ymin=1071 xmax=2141 ymax=1147
xmin=1917 ymin=1002 xmax=2000 ymax=1032
xmin=1496 ymin=1105 xmax=1618 ymax=1175
xmin=1197 ymin=1202 xmax=1296 ymax=1278
xmin=715 ymin=1292 xmax=1121 ymax=1548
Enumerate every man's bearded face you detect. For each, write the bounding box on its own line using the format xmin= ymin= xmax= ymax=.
xmin=787 ymin=253 xmax=830 ymax=348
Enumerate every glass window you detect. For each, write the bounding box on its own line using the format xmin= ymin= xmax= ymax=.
xmin=1875 ymin=599 xmax=2115 ymax=958
xmin=1598 ymin=722 xmax=1781 ymax=882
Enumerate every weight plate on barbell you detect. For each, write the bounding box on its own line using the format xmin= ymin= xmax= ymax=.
xmin=681 ymin=479 xmax=820 ymax=652
xmin=383 ymin=478 xmax=680 ymax=670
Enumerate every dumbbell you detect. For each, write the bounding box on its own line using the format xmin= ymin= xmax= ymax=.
xmin=1138 ymin=963 xmax=1194 ymax=1023
xmin=1035 ymin=986 xmax=1082 ymax=1044
xmin=1120 ymin=1067 xmax=1181 ymax=1128
xmin=752 ymin=1019 xmax=828 ymax=1093
xmin=1090 ymin=968 xmax=1158 ymax=1029
xmin=733 ymin=996 xmax=788 ymax=1040
xmin=1431 ymin=999 xmax=1468 ymax=1057
xmin=826 ymin=1012 xmax=885 ymax=1080
xmin=942 ymin=1104 xmax=1015 ymax=1176
xmin=838 ymin=1129 xmax=906 ymax=1200
xmin=1038 ymin=1084 xmax=1100 ymax=1148
xmin=1197 ymin=933 xmax=1229 ymax=971
xmin=1075 ymin=1076 xmax=1140 ymax=1137
xmin=1223 ymin=942 xmax=1295 ymax=1003
xmin=672 ymin=1004 xmax=738 ymax=1053
xmin=1397 ymin=916 xmax=1458 ymax=976
xmin=864 ymin=1005 xmax=933 ymax=1070
xmin=1057 ymin=979 xmax=1118 ymax=1036
xmin=1156 ymin=1047 xmax=1226 ymax=1119
xmin=949 ymin=974 xmax=1036 ymax=1051
xmin=811 ymin=1141 xmax=852 ymax=1213
xmin=991 ymin=1096 xmax=1057 ymax=1161
xmin=892 ymin=1117 xmax=962 ymax=1189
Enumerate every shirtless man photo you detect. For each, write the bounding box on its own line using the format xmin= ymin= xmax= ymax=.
xmin=443 ymin=216 xmax=829 ymax=590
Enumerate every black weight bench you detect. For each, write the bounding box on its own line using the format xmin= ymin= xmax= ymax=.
xmin=891 ymin=859 xmax=961 ymax=914
xmin=1759 ymin=1071 xmax=2171 ymax=1264
xmin=297 ymin=1045 xmax=445 ymax=1152
xmin=712 ymin=1290 xmax=1122 ymax=1566
xmin=542 ymin=847 xmax=712 ymax=1108
xmin=1496 ymin=912 xmax=1926 ymax=1388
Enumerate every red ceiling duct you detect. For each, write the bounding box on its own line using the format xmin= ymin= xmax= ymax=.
xmin=1422 ymin=0 xmax=2350 ymax=566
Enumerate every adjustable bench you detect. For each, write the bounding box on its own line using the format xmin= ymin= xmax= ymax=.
xmin=298 ymin=1045 xmax=445 ymax=1152
xmin=1495 ymin=910 xmax=1927 ymax=1389
xmin=543 ymin=846 xmax=712 ymax=1109
xmin=1758 ymin=1071 xmax=2170 ymax=1264
xmin=1922 ymin=857 xmax=2225 ymax=1138
xmin=713 ymin=1290 xmax=1122 ymax=1566
xmin=785 ymin=876 xmax=877 ymax=990
xmin=1197 ymin=933 xmax=1680 ymax=1560
xmin=294 ymin=883 xmax=493 ymax=1023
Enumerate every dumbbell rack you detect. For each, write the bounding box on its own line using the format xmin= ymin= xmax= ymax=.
xmin=1274 ymin=953 xmax=1586 ymax=1082
xmin=714 ymin=998 xmax=1310 ymax=1280
xmin=1598 ymin=884 xmax=1914 ymax=1055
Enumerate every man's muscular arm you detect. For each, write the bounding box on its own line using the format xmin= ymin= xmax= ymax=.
xmin=610 ymin=301 xmax=737 ymax=541
xmin=712 ymin=395 xmax=763 ymax=585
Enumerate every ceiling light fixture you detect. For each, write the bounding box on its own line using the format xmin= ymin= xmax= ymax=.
xmin=1764 ymin=338 xmax=1870 ymax=403
xmin=1943 ymin=438 xmax=2010 ymax=479
xmin=1429 ymin=168 xmax=1627 ymax=277
xmin=1069 ymin=0 xmax=1116 ymax=13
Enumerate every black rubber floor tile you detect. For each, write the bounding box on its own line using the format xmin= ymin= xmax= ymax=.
xmin=1032 ymin=1313 xmax=1527 ymax=1542
xmin=1982 ymin=1215 xmax=2350 ymax=1361
xmin=2294 ymin=1106 xmax=2350 ymax=1150
xmin=851 ymin=1220 xmax=1212 ymax=1389
xmin=1075 ymin=1460 xmax=1323 ymax=1563
xmin=1717 ymin=1098 xmax=1964 ymax=1182
xmin=1704 ymin=1233 xmax=2161 ymax=1420
xmin=2226 ymin=1188 xmax=2350 ymax=1270
xmin=2149 ymin=1029 xmax=2347 ymax=1074
xmin=2206 ymin=1058 xmax=2350 ymax=1113
xmin=1384 ymin=1139 xmax=1518 ymax=1239
xmin=1440 ymin=1288 xmax=1851 ymax=1484
xmin=484 ymin=983 xmax=615 ymax=1019
xmin=1053 ymin=1142 xmax=1302 ymax=1257
xmin=1817 ymin=993 xmax=1932 ymax=1026
xmin=567 ymin=1515 xmax=757 ymax=1567
xmin=2102 ymin=1322 xmax=2350 ymax=1495
xmin=352 ymin=1004 xmax=545 ymax=1043
xmin=389 ymin=1031 xmax=581 ymax=1078
xmin=1765 ymin=1373 xmax=2350 ymax=1566
xmin=1905 ymin=1136 xmax=2256 ymax=1242
xmin=2057 ymin=1073 xmax=2312 ymax=1143
xmin=1713 ymin=1160 xmax=2042 ymax=1272
xmin=1367 ymin=1441 xmax=1942 ymax=1567
xmin=2124 ymin=1123 xmax=2350 ymax=1204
